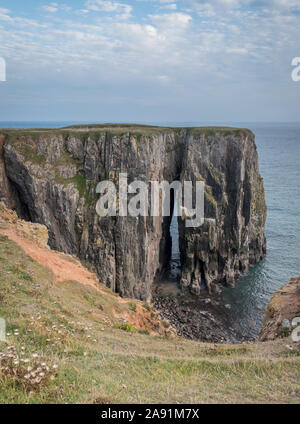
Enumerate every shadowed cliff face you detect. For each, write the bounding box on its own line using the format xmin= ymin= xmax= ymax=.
xmin=0 ymin=126 xmax=267 ymax=301
xmin=179 ymin=131 xmax=267 ymax=295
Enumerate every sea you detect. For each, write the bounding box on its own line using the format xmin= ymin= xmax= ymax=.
xmin=1 ymin=121 xmax=299 ymax=339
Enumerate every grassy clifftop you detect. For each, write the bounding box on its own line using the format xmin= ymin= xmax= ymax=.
xmin=0 ymin=124 xmax=253 ymax=139
xmin=0 ymin=207 xmax=299 ymax=404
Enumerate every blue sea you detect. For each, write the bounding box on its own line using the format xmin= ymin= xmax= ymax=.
xmin=1 ymin=121 xmax=299 ymax=338
xmin=221 ymin=122 xmax=300 ymax=338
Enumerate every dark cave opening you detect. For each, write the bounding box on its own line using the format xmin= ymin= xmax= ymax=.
xmin=169 ymin=198 xmax=181 ymax=280
xmin=7 ymin=178 xmax=32 ymax=222
xmin=158 ymin=185 xmax=182 ymax=284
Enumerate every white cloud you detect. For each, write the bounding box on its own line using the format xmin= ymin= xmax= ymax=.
xmin=189 ymin=0 xmax=300 ymax=13
xmin=85 ymin=0 xmax=132 ymax=19
xmin=0 ymin=8 xmax=10 ymax=14
xmin=160 ymin=4 xmax=177 ymax=10
xmin=0 ymin=0 xmax=300 ymax=122
xmin=42 ymin=3 xmax=58 ymax=13
xmin=0 ymin=8 xmax=47 ymax=27
xmin=76 ymin=9 xmax=90 ymax=15
xmin=0 ymin=8 xmax=12 ymax=22
xmin=272 ymin=0 xmax=300 ymax=8
xmin=149 ymin=12 xmax=192 ymax=28
xmin=157 ymin=75 xmax=169 ymax=83
xmin=226 ymin=47 xmax=248 ymax=54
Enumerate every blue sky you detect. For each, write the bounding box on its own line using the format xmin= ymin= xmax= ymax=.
xmin=0 ymin=0 xmax=299 ymax=122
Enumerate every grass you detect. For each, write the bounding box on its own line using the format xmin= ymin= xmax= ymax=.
xmin=113 ymin=322 xmax=136 ymax=333
xmin=128 ymin=302 xmax=137 ymax=313
xmin=0 ymin=126 xmax=173 ymax=140
xmin=0 ymin=234 xmax=299 ymax=404
xmin=9 ymin=139 xmax=46 ymax=165
xmin=52 ymin=173 xmax=95 ymax=205
xmin=190 ymin=127 xmax=253 ymax=138
xmin=1 ymin=124 xmax=254 ymax=140
xmin=142 ymin=302 xmax=153 ymax=312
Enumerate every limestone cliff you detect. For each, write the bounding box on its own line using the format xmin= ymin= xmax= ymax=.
xmin=179 ymin=129 xmax=267 ymax=294
xmin=0 ymin=125 xmax=267 ymax=300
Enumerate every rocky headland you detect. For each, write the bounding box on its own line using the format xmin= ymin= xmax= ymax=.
xmin=0 ymin=124 xmax=267 ymax=307
xmin=0 ymin=125 xmax=299 ymax=404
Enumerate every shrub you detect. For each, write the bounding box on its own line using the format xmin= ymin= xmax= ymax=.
xmin=138 ymin=329 xmax=149 ymax=336
xmin=113 ymin=322 xmax=136 ymax=333
xmin=128 ymin=302 xmax=137 ymax=312
xmin=142 ymin=303 xmax=152 ymax=312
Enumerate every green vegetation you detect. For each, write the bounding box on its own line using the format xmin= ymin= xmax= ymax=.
xmin=128 ymin=302 xmax=137 ymax=313
xmin=0 ymin=126 xmax=173 ymax=141
xmin=142 ymin=302 xmax=153 ymax=312
xmin=252 ymin=176 xmax=267 ymax=217
xmin=138 ymin=329 xmax=150 ymax=336
xmin=0 ymin=233 xmax=299 ymax=404
xmin=9 ymin=139 xmax=46 ymax=165
xmin=190 ymin=127 xmax=253 ymax=138
xmin=1 ymin=124 xmax=253 ymax=141
xmin=72 ymin=174 xmax=87 ymax=198
xmin=53 ymin=174 xmax=96 ymax=205
xmin=113 ymin=322 xmax=136 ymax=333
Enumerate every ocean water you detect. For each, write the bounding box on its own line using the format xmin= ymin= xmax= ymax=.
xmin=220 ymin=122 xmax=300 ymax=338
xmin=1 ymin=121 xmax=299 ymax=339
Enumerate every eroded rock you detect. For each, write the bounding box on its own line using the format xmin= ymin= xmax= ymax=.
xmin=0 ymin=126 xmax=267 ymax=301
xmin=259 ymin=277 xmax=300 ymax=341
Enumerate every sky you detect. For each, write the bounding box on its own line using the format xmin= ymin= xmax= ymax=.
xmin=0 ymin=0 xmax=299 ymax=123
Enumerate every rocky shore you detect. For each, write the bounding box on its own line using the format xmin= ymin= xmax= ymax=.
xmin=154 ymin=276 xmax=300 ymax=344
xmin=152 ymin=277 xmax=256 ymax=343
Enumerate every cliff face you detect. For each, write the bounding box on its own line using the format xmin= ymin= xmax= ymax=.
xmin=0 ymin=125 xmax=267 ymax=300
xmin=259 ymin=277 xmax=300 ymax=341
xmin=179 ymin=130 xmax=267 ymax=295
